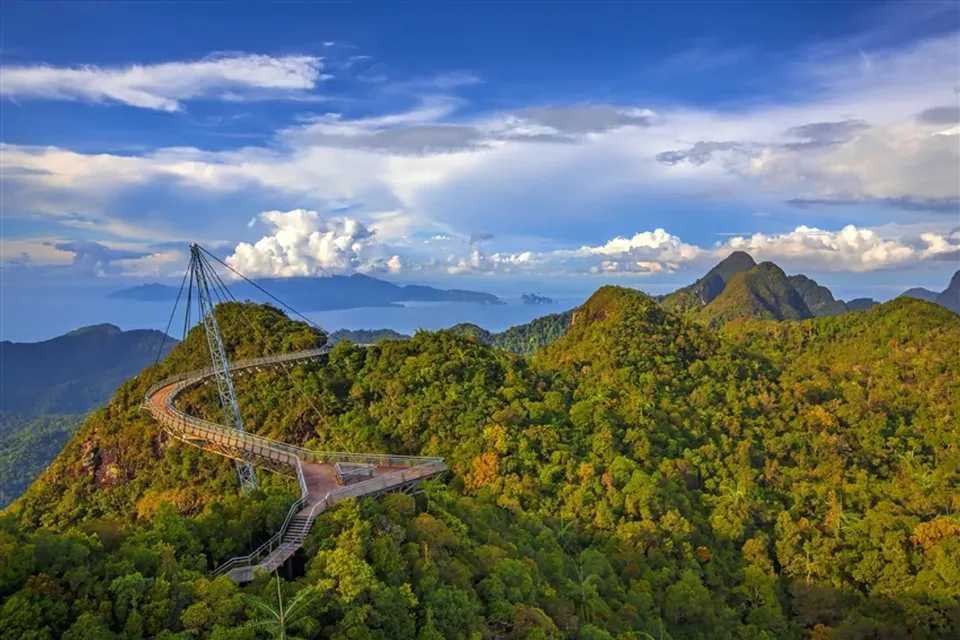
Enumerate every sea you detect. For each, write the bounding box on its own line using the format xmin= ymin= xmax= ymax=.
xmin=1 ymin=282 xmax=594 ymax=343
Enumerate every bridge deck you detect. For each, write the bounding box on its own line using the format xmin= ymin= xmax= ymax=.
xmin=142 ymin=348 xmax=445 ymax=582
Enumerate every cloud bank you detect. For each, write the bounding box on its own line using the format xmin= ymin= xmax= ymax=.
xmin=3 ymin=34 xmax=958 ymax=282
xmin=217 ymin=210 xmax=957 ymax=278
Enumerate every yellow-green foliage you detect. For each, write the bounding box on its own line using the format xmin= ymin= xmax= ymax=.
xmin=4 ymin=290 xmax=959 ymax=639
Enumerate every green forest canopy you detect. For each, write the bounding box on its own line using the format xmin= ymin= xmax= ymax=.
xmin=3 ymin=291 xmax=959 ymax=640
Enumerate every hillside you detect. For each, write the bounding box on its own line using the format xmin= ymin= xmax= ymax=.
xmin=935 ymin=270 xmax=960 ymax=313
xmin=448 ymin=309 xmax=573 ymax=355
xmin=4 ymin=291 xmax=959 ymax=639
xmin=699 ymin=262 xmax=812 ymax=326
xmin=12 ymin=302 xmax=323 ymax=531
xmin=328 ymin=328 xmax=410 ymax=344
xmin=0 ymin=324 xmax=176 ymax=507
xmin=0 ymin=323 xmax=175 ymax=415
xmin=900 ymin=287 xmax=939 ymax=302
xmin=788 ymin=274 xmax=849 ymax=316
xmin=0 ymin=413 xmax=82 ymax=508
xmin=660 ymin=250 xmax=756 ymax=314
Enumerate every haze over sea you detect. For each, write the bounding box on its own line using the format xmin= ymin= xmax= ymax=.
xmin=3 ymin=273 xmax=938 ymax=344
xmin=1 ymin=281 xmax=590 ymax=343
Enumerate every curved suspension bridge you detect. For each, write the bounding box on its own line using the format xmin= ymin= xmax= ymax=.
xmin=142 ymin=246 xmax=446 ymax=583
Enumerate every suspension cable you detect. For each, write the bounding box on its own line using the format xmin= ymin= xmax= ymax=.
xmin=153 ymin=260 xmax=190 ymax=371
xmin=196 ymin=248 xmax=332 ymax=439
xmin=197 ymin=245 xmax=328 ymax=335
xmin=200 ymin=252 xmax=233 ymax=307
xmin=182 ymin=259 xmax=195 ymax=342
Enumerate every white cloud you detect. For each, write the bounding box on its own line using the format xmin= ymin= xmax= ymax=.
xmin=716 ymin=224 xmax=957 ymax=272
xmin=1 ymin=239 xmax=75 ymax=266
xmin=583 ymin=229 xmax=701 ymax=260
xmin=1 ymin=54 xmax=327 ymax=111
xmin=744 ymin=119 xmax=959 ymax=203
xmin=651 ymin=35 xmax=960 ymax=207
xmin=111 ymin=250 xmax=185 ymax=277
xmin=0 ymin=237 xmax=185 ymax=278
xmin=2 ymin=33 xmax=958 ymax=280
xmin=225 ymin=209 xmax=399 ymax=277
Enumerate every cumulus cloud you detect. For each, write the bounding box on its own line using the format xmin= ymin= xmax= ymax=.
xmin=1 ymin=239 xmax=76 ymax=267
xmin=52 ymin=241 xmax=150 ymax=275
xmin=716 ymin=224 xmax=956 ymax=272
xmin=1 ymin=54 xmax=327 ymax=111
xmin=225 ymin=209 xmax=402 ymax=277
xmin=425 ymin=224 xmax=957 ymax=277
xmin=3 ymin=32 xmax=958 ymax=278
xmin=746 ymin=119 xmax=959 ymax=207
xmin=578 ymin=229 xmax=702 ymax=273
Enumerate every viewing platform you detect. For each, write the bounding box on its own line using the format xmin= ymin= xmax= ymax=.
xmin=143 ymin=347 xmax=445 ymax=582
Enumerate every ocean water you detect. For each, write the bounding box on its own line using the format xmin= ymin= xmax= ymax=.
xmin=305 ymin=298 xmax=583 ymax=337
xmin=1 ymin=283 xmax=586 ymax=343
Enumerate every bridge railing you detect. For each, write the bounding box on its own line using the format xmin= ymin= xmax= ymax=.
xmin=143 ymin=347 xmax=443 ymax=469
xmin=211 ymin=456 xmax=309 ymax=577
xmin=143 ymin=346 xmax=446 ymax=577
xmin=142 ymin=346 xmax=333 ymax=401
xmin=283 ymin=459 xmax=447 ymax=549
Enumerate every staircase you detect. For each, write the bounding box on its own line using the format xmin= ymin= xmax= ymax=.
xmin=256 ymin=510 xmax=315 ymax=571
xmin=143 ymin=348 xmax=446 ymax=583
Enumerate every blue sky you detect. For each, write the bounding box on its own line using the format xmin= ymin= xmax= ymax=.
xmin=2 ymin=0 xmax=959 ymax=295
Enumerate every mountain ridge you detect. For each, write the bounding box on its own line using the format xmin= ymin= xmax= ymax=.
xmin=5 ymin=290 xmax=959 ymax=638
xmin=661 ymin=252 xmax=958 ymax=325
xmin=699 ymin=262 xmax=812 ymax=325
xmin=660 ymin=250 xmax=757 ymax=314
xmin=0 ymin=323 xmax=176 ymax=415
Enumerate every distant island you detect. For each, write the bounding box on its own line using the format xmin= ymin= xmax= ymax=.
xmin=521 ymin=293 xmax=555 ymax=305
xmin=110 ymin=273 xmax=503 ymax=311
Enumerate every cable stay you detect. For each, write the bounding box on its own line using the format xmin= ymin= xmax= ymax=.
xmin=152 ymin=243 xmax=338 ymax=493
xmin=188 ymin=244 xmax=259 ymax=492
xmin=141 ymin=242 xmax=447 ymax=581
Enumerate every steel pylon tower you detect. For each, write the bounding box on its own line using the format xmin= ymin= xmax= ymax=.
xmin=188 ymin=244 xmax=258 ymax=492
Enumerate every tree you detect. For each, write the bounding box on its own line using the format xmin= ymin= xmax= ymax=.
xmin=244 ymin=574 xmax=320 ymax=640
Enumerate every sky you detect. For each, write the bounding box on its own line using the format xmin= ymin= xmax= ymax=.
xmin=2 ymin=0 xmax=959 ymax=300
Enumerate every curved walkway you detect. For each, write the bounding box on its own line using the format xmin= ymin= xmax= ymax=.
xmin=142 ymin=347 xmax=445 ymax=582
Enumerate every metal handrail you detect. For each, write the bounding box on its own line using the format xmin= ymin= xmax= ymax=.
xmin=143 ymin=345 xmax=446 ymax=578
xmin=144 ymin=347 xmax=442 ymax=468
xmin=212 ymin=456 xmax=309 ymax=576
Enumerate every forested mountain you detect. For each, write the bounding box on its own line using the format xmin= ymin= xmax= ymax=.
xmin=787 ymin=274 xmax=849 ymax=316
xmin=900 ymin=287 xmax=939 ymax=302
xmin=328 ymin=328 xmax=411 ymax=344
xmin=0 ymin=323 xmax=175 ymax=415
xmin=663 ymin=254 xmax=957 ymax=324
xmin=845 ymin=297 xmax=879 ymax=311
xmin=660 ymin=251 xmax=756 ymax=314
xmin=4 ymin=290 xmax=958 ymax=639
xmin=0 ymin=414 xmax=82 ymax=508
xmin=449 ymin=309 xmax=574 ymax=355
xmin=899 ymin=270 xmax=959 ymax=313
xmin=0 ymin=324 xmax=175 ymax=507
xmin=935 ymin=270 xmax=960 ymax=313
xmin=699 ymin=262 xmax=812 ymax=326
